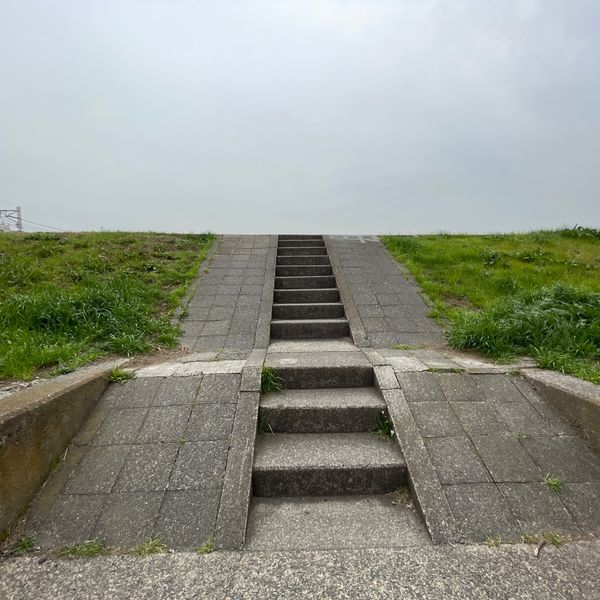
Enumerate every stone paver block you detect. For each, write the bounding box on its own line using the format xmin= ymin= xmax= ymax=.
xmin=374 ymin=366 xmax=399 ymax=390
xmin=388 ymin=356 xmax=429 ymax=372
xmin=184 ymin=404 xmax=236 ymax=441
xmin=203 ymin=320 xmax=230 ymax=335
xmin=196 ymin=374 xmax=242 ymax=404
xmin=426 ymin=436 xmax=491 ymax=484
xmin=114 ymin=444 xmax=179 ymax=492
xmin=169 ymin=441 xmax=228 ymax=491
xmin=136 ymin=406 xmax=192 ymax=444
xmin=435 ymin=374 xmax=482 ymax=403
xmin=154 ymin=376 xmax=202 ymax=406
xmin=397 ymin=372 xmax=446 ymax=402
xmin=451 ymin=402 xmax=507 ymax=435
xmin=93 ymin=492 xmax=164 ymax=547
xmin=154 ymin=490 xmax=220 ymax=550
xmin=64 ymin=445 xmax=131 ymax=494
xmin=445 ymin=483 xmax=521 ymax=542
xmin=104 ymin=378 xmax=161 ymax=408
xmin=410 ymin=403 xmax=463 ymax=438
xmin=93 ymin=408 xmax=148 ymax=445
xmin=521 ymin=436 xmax=600 ymax=482
xmin=471 ymin=434 xmax=541 ymax=483
xmin=474 ymin=374 xmax=525 ymax=403
xmin=561 ymin=482 xmax=600 ymax=532
xmin=498 ymin=482 xmax=578 ymax=535
xmin=495 ymin=402 xmax=551 ymax=435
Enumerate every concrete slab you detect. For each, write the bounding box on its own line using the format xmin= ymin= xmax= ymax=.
xmin=425 ymin=436 xmax=491 ymax=484
xmin=397 ymin=372 xmax=446 ymax=402
xmin=267 ymin=339 xmax=357 ymax=353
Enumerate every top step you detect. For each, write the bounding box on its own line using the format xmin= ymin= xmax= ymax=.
xmin=279 ymin=235 xmax=324 ymax=241
xmin=279 ymin=240 xmax=325 ymax=247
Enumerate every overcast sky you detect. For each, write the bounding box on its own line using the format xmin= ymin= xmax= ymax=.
xmin=1 ymin=1 xmax=599 ymax=234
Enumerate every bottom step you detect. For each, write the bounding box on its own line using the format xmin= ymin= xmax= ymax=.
xmin=246 ymin=494 xmax=431 ymax=551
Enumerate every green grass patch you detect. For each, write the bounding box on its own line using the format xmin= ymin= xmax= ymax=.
xmin=107 ymin=366 xmax=136 ymax=384
xmin=0 ymin=231 xmax=214 ymax=380
xmin=261 ymin=366 xmax=284 ymax=394
xmin=544 ymin=474 xmax=565 ymax=495
xmin=57 ymin=540 xmax=106 ymax=558
xmin=197 ymin=539 xmax=215 ymax=555
xmin=11 ymin=536 xmax=36 ymax=556
xmin=132 ymin=536 xmax=168 ymax=556
xmin=381 ymin=228 xmax=600 ymax=383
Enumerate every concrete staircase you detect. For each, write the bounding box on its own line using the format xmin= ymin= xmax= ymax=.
xmin=271 ymin=235 xmax=350 ymax=339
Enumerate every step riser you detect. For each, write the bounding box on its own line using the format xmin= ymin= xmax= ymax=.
xmin=277 ymin=247 xmax=327 ymax=256
xmin=272 ymin=304 xmax=345 ymax=320
xmin=276 ymin=255 xmax=331 ymax=266
xmin=273 ymin=289 xmax=340 ymax=303
xmin=275 ymin=276 xmax=336 ymax=290
xmin=259 ymin=407 xmax=382 ymax=433
xmin=271 ymin=320 xmax=349 ymax=339
xmin=274 ymin=366 xmax=374 ymax=389
xmin=253 ymin=465 xmax=406 ymax=497
xmin=278 ymin=240 xmax=325 ymax=248
xmin=278 ymin=235 xmax=323 ymax=241
xmin=276 ymin=265 xmax=333 ymax=277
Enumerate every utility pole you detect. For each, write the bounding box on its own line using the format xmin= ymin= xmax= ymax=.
xmin=0 ymin=207 xmax=23 ymax=231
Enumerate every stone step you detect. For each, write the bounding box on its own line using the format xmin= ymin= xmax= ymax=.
xmin=253 ymin=433 xmax=406 ymax=496
xmin=277 ymin=247 xmax=327 ymax=256
xmin=275 ymin=275 xmax=336 ymax=289
xmin=278 ymin=235 xmax=324 ymax=241
xmin=266 ymin=352 xmax=373 ymax=388
xmin=260 ymin=387 xmax=385 ymax=433
xmin=272 ymin=303 xmax=345 ymax=320
xmin=278 ymin=239 xmax=325 ymax=248
xmin=273 ymin=288 xmax=340 ymax=304
xmin=275 ymin=265 xmax=333 ymax=277
xmin=245 ymin=495 xmax=430 ymax=551
xmin=271 ymin=318 xmax=349 ymax=339
xmin=276 ymin=255 xmax=331 ymax=266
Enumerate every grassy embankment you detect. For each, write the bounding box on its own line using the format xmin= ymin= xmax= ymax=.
xmin=0 ymin=232 xmax=215 ymax=380
xmin=381 ymin=228 xmax=600 ymax=383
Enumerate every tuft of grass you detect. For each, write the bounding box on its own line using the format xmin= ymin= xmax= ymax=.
xmin=107 ymin=366 xmax=135 ymax=384
xmin=57 ymin=540 xmax=106 ymax=558
xmin=544 ymin=474 xmax=564 ymax=495
xmin=485 ymin=535 xmax=502 ymax=547
xmin=132 ymin=535 xmax=168 ymax=556
xmin=11 ymin=536 xmax=36 ymax=556
xmin=391 ymin=344 xmax=419 ymax=351
xmin=544 ymin=532 xmax=563 ymax=546
xmin=197 ymin=539 xmax=215 ymax=555
xmin=258 ymin=419 xmax=274 ymax=435
xmin=374 ymin=410 xmax=395 ymax=437
xmin=0 ymin=232 xmax=215 ymax=380
xmin=261 ymin=366 xmax=284 ymax=394
xmin=381 ymin=229 xmax=600 ymax=384
xmin=521 ymin=533 xmax=538 ymax=544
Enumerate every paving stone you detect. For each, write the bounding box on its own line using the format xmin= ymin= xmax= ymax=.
xmin=113 ymin=444 xmax=179 ymax=492
xmin=426 ymin=436 xmax=491 ymax=484
xmin=520 ymin=436 xmax=600 ymax=482
xmin=397 ymin=372 xmax=446 ymax=402
xmin=182 ymin=321 xmax=205 ymax=337
xmin=495 ymin=401 xmax=551 ymax=435
xmin=168 ymin=441 xmax=228 ymax=491
xmin=368 ymin=332 xmax=399 ymax=347
xmin=373 ymin=365 xmax=399 ymax=390
xmin=93 ymin=492 xmax=164 ymax=547
xmin=203 ymin=320 xmax=231 ymax=335
xmin=196 ymin=374 xmax=241 ymax=403
xmin=154 ymin=376 xmax=202 ymax=406
xmin=451 ymin=402 xmax=507 ymax=435
xmin=212 ymin=295 xmax=238 ymax=307
xmin=185 ymin=306 xmax=211 ymax=320
xmin=154 ymin=490 xmax=220 ymax=550
xmin=498 ymin=482 xmax=578 ymax=535
xmin=473 ymin=374 xmax=525 ymax=403
xmin=388 ymin=356 xmax=429 ymax=372
xmin=32 ymin=494 xmax=109 ymax=547
xmin=561 ymin=482 xmax=600 ymax=532
xmin=93 ymin=408 xmax=148 ymax=445
xmin=184 ymin=404 xmax=236 ymax=441
xmin=470 ymin=434 xmax=541 ymax=483
xmin=104 ymin=378 xmax=161 ymax=408
xmin=194 ymin=335 xmax=227 ymax=350
xmin=435 ymin=373 xmax=482 ymax=402
xmin=445 ymin=483 xmax=521 ymax=542
xmin=136 ymin=406 xmax=192 ymax=443
xmin=64 ymin=446 xmax=132 ymax=494
xmin=410 ymin=403 xmax=463 ymax=438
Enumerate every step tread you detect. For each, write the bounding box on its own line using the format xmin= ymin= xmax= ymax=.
xmin=254 ymin=433 xmax=404 ymax=471
xmin=261 ymin=387 xmax=385 ymax=410
xmin=271 ymin=318 xmax=349 ymax=324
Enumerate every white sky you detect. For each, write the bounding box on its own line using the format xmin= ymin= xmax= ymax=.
xmin=1 ymin=0 xmax=599 ymax=234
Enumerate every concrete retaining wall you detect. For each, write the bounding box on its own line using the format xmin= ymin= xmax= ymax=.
xmin=0 ymin=364 xmax=115 ymax=535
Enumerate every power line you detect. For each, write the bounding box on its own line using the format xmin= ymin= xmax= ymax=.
xmin=19 ymin=217 xmax=64 ymax=232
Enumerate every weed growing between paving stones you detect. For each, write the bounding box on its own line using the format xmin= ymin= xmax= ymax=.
xmin=0 ymin=232 xmax=215 ymax=379
xmin=545 ymin=532 xmax=564 ymax=546
xmin=11 ymin=536 xmax=36 ymax=556
xmin=107 ymin=366 xmax=136 ymax=384
xmin=521 ymin=533 xmax=538 ymax=544
xmin=197 ymin=539 xmax=215 ymax=555
xmin=544 ymin=474 xmax=565 ymax=494
xmin=132 ymin=536 xmax=168 ymax=555
xmin=261 ymin=366 xmax=284 ymax=394
xmin=57 ymin=540 xmax=106 ymax=558
xmin=374 ymin=410 xmax=395 ymax=438
xmin=485 ymin=536 xmax=502 ymax=547
xmin=381 ymin=229 xmax=600 ymax=383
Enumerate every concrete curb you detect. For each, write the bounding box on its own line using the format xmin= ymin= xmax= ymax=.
xmin=0 ymin=360 xmax=124 ymax=535
xmin=254 ymin=235 xmax=278 ymax=350
xmin=522 ymin=369 xmax=600 ymax=453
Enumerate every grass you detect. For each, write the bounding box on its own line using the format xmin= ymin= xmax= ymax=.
xmin=197 ymin=539 xmax=215 ymax=555
xmin=544 ymin=474 xmax=565 ymax=495
xmin=381 ymin=227 xmax=600 ymax=383
xmin=11 ymin=536 xmax=36 ymax=556
xmin=484 ymin=535 xmax=502 ymax=547
xmin=374 ymin=410 xmax=395 ymax=437
xmin=0 ymin=231 xmax=215 ymax=380
xmin=57 ymin=540 xmax=106 ymax=558
xmin=544 ymin=532 xmax=563 ymax=546
xmin=107 ymin=366 xmax=136 ymax=383
xmin=261 ymin=366 xmax=284 ymax=394
xmin=132 ymin=536 xmax=168 ymax=556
